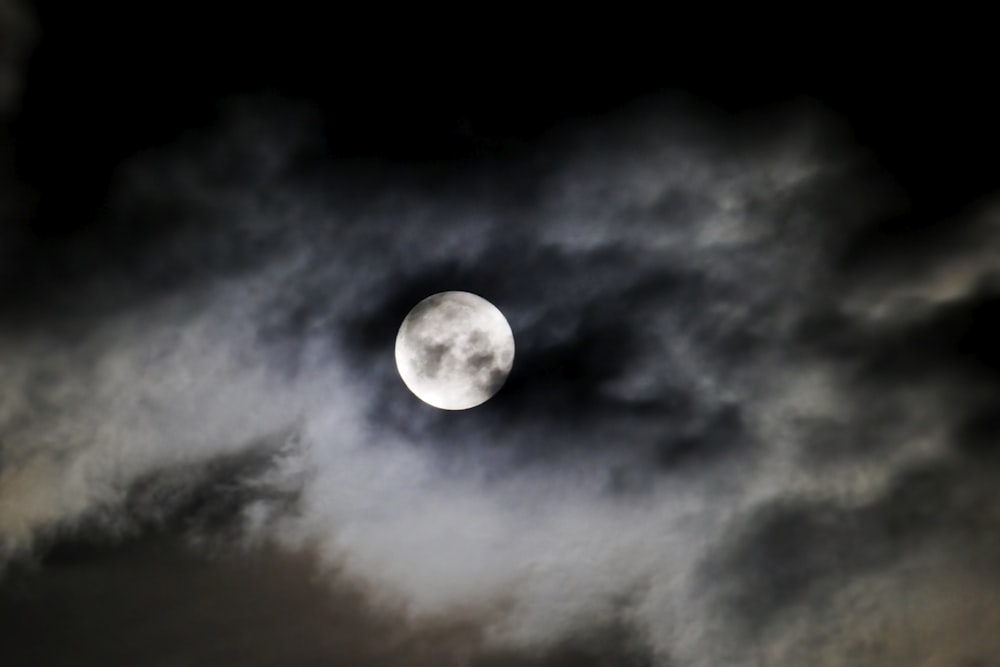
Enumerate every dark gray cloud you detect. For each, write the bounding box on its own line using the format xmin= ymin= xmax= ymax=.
xmin=0 ymin=449 xmax=652 ymax=666
xmin=1 ymin=93 xmax=998 ymax=666
xmin=0 ymin=534 xmax=486 ymax=666
xmin=0 ymin=0 xmax=33 ymax=117
xmin=699 ymin=457 xmax=1000 ymax=665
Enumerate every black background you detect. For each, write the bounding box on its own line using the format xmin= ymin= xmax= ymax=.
xmin=11 ymin=5 xmax=998 ymax=240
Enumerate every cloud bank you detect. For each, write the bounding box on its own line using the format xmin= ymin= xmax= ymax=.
xmin=1 ymin=95 xmax=998 ymax=666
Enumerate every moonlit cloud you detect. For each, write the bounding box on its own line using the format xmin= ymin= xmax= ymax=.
xmin=1 ymin=95 xmax=999 ymax=665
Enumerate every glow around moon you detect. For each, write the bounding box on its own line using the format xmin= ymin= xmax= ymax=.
xmin=394 ymin=291 xmax=515 ymax=410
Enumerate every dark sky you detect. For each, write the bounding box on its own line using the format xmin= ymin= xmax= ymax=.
xmin=1 ymin=3 xmax=999 ymax=666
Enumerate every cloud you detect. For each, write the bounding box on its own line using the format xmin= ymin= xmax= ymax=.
xmin=839 ymin=200 xmax=1000 ymax=317
xmin=1 ymin=95 xmax=998 ymax=666
xmin=0 ymin=0 xmax=33 ymax=117
xmin=0 ymin=531 xmax=488 ymax=666
xmin=699 ymin=459 xmax=1000 ymax=666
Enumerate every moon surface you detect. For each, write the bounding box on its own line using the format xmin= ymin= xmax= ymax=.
xmin=394 ymin=291 xmax=515 ymax=410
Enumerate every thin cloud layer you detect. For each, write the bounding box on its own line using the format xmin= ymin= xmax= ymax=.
xmin=1 ymin=96 xmax=998 ymax=666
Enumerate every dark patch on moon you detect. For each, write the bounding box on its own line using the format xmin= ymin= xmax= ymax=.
xmin=417 ymin=341 xmax=450 ymax=378
xmin=467 ymin=351 xmax=497 ymax=371
xmin=468 ymin=329 xmax=488 ymax=346
xmin=479 ymin=366 xmax=509 ymax=396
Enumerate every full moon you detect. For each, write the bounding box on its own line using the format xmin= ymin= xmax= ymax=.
xmin=394 ymin=291 xmax=515 ymax=410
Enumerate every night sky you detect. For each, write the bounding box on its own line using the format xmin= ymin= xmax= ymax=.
xmin=2 ymin=4 xmax=999 ymax=666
